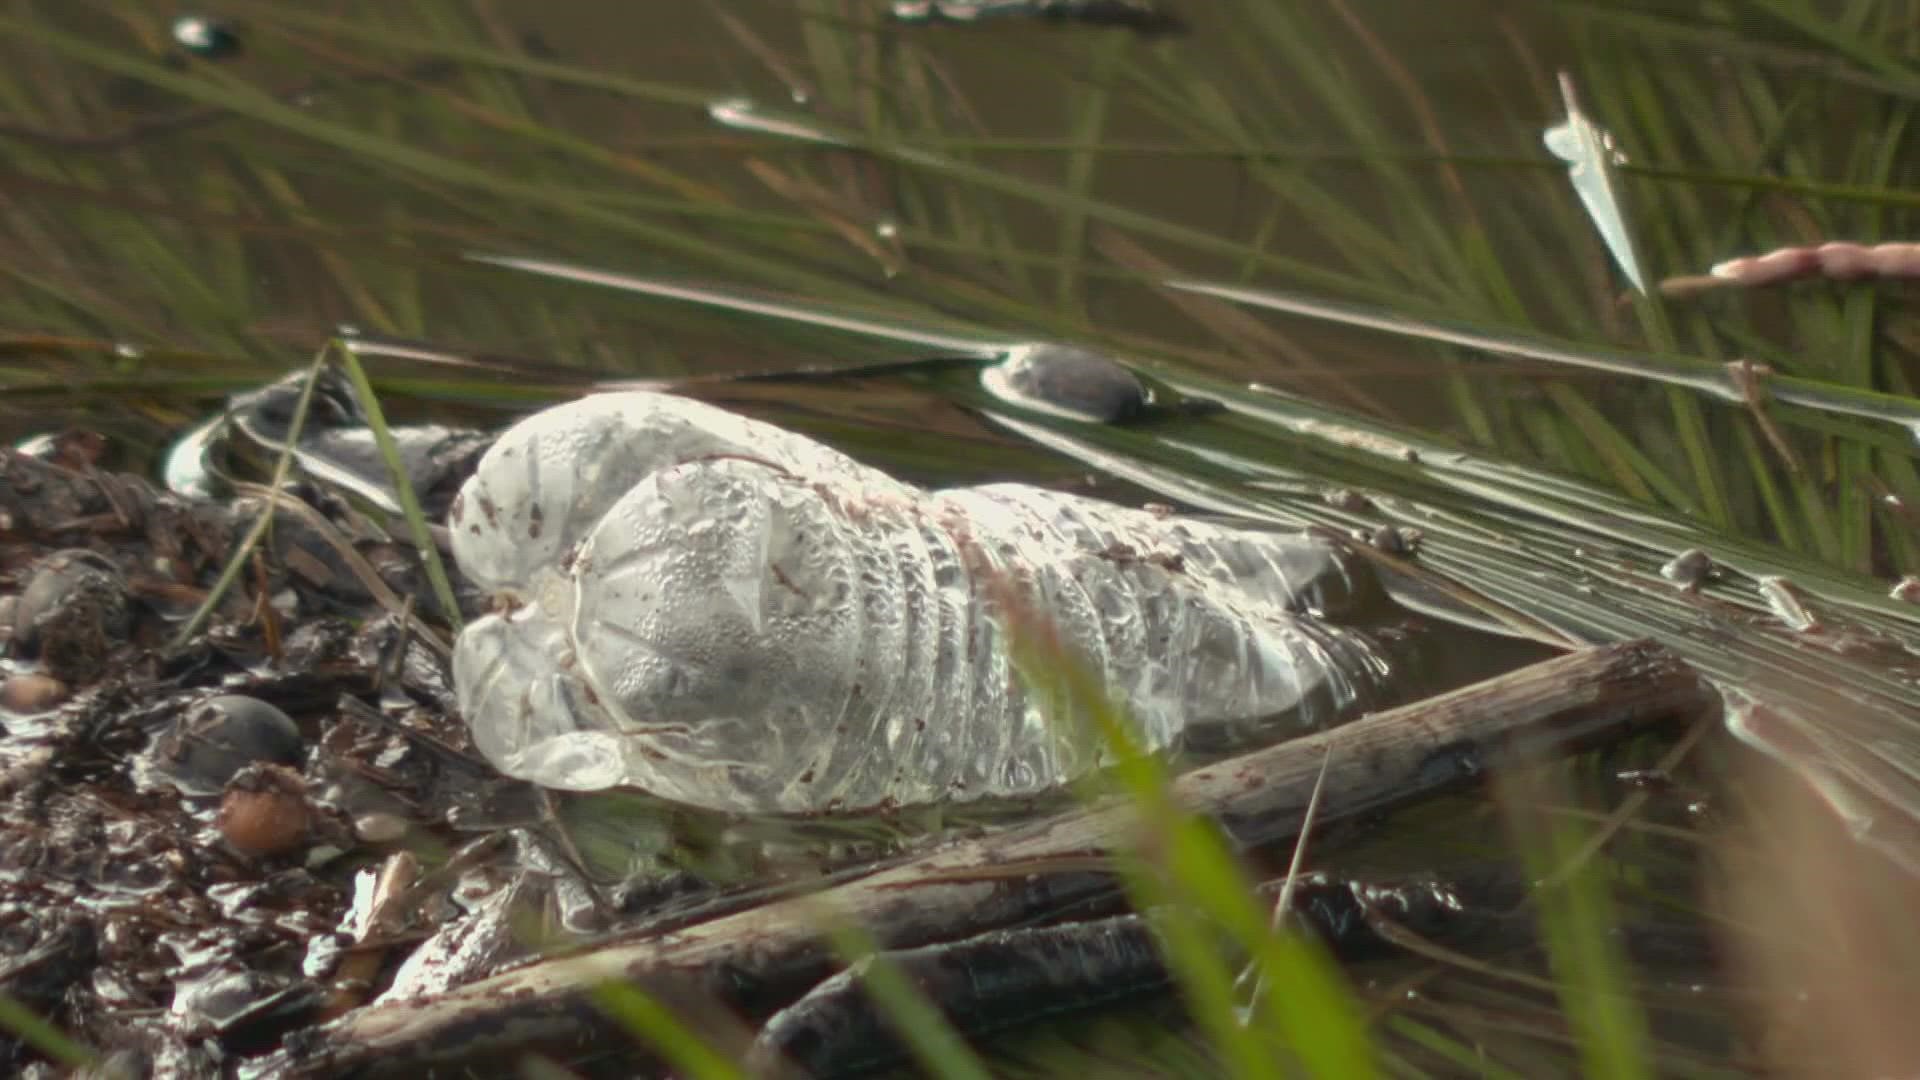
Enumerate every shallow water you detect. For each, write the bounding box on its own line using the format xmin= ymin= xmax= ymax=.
xmin=6 ymin=3 xmax=1920 ymax=1077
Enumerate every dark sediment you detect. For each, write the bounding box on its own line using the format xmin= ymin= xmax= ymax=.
xmin=0 ymin=444 xmax=517 ymax=1075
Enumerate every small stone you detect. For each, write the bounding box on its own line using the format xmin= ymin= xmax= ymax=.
xmin=151 ymin=694 xmax=304 ymax=796
xmin=1 ymin=672 xmax=68 ymax=713
xmin=980 ymin=343 xmax=1147 ymax=424
xmin=218 ymin=764 xmax=311 ymax=857
xmin=13 ymin=549 xmax=132 ymax=683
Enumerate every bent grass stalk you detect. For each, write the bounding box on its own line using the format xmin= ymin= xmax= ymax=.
xmin=170 ymin=349 xmax=327 ymax=649
xmin=0 ymin=991 xmax=93 ymax=1070
xmin=819 ymin=920 xmax=999 ymax=1080
xmin=993 ymin=578 xmax=1378 ymax=1080
xmin=335 ymin=341 xmax=464 ymax=633
xmin=1501 ymin=768 xmax=1655 ymax=1080
xmin=589 ymin=981 xmax=746 ymax=1080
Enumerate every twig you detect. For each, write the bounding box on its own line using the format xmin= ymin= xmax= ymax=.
xmin=286 ymin=640 xmax=1712 ymax=1076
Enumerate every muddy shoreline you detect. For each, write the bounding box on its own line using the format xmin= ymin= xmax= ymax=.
xmin=0 ymin=421 xmax=1716 ymax=1078
xmin=0 ymin=439 xmax=520 ymax=1076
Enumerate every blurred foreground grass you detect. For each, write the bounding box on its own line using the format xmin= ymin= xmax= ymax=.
xmin=5 ymin=0 xmax=1920 ymax=1076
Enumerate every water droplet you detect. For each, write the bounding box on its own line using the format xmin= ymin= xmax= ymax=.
xmin=12 ymin=433 xmax=56 ymax=458
xmin=1660 ymin=548 xmax=1716 ymax=589
xmin=171 ymin=16 xmax=241 ymax=60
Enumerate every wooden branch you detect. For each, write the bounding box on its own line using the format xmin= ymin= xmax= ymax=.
xmin=288 ymin=639 xmax=1712 ymax=1076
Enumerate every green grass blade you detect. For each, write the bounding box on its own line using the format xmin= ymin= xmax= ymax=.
xmin=334 ymin=342 xmax=464 ymax=632
xmin=588 ymin=982 xmax=745 ymax=1080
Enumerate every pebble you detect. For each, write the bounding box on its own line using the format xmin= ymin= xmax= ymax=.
xmin=217 ymin=764 xmax=312 ymax=857
xmin=151 ymin=694 xmax=304 ymax=796
xmin=1 ymin=672 xmax=69 ymax=713
xmin=13 ymin=549 xmax=132 ymax=683
xmin=980 ymin=343 xmax=1147 ymax=424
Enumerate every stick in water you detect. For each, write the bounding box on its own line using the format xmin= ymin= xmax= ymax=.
xmin=283 ymin=640 xmax=1714 ymax=1077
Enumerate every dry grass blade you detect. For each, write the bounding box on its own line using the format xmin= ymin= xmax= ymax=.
xmin=1235 ymin=745 xmax=1333 ymax=1024
xmin=170 ymin=353 xmax=326 ymax=649
xmin=334 ymin=343 xmax=464 ymax=634
xmin=1090 ymin=228 xmax=1389 ymax=414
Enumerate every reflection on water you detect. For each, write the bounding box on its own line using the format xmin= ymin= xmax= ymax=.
xmin=0 ymin=0 xmax=1581 ymax=450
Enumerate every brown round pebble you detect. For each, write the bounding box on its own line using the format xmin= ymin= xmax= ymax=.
xmin=1 ymin=672 xmax=69 ymax=713
xmin=217 ymin=764 xmax=312 ymax=857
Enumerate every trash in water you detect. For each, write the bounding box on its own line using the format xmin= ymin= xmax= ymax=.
xmin=450 ymin=391 xmax=1405 ymax=815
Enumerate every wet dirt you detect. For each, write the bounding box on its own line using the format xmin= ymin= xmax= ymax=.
xmin=0 ymin=439 xmax=544 ymax=1076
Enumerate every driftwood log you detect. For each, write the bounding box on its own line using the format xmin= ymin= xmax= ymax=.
xmin=288 ymin=639 xmax=1713 ymax=1077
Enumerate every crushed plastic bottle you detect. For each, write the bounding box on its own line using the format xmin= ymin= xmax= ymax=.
xmin=450 ymin=392 xmax=1399 ymax=815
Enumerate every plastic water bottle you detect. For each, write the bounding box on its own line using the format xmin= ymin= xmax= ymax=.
xmin=450 ymin=392 xmax=1397 ymax=815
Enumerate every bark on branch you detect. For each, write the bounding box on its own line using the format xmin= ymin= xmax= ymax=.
xmin=290 ymin=639 xmax=1713 ymax=1076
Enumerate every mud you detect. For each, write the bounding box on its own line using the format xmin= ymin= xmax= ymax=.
xmin=0 ymin=441 xmax=539 ymax=1076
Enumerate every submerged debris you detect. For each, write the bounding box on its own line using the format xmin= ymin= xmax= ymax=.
xmin=890 ymin=0 xmax=1186 ymax=34
xmin=149 ymin=694 xmax=304 ymax=797
xmin=980 ymin=342 xmax=1149 ymax=423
